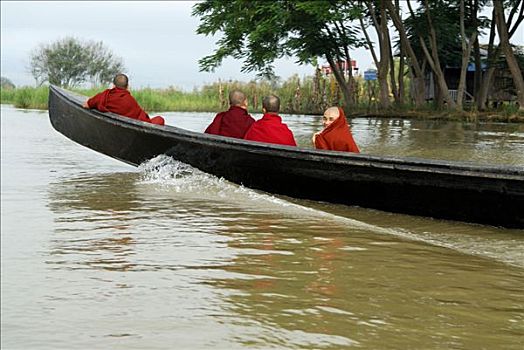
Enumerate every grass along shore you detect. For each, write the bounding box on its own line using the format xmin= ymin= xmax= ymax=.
xmin=1 ymin=81 xmax=523 ymax=122
xmin=0 ymin=86 xmax=222 ymax=113
xmin=1 ymin=78 xmax=315 ymax=113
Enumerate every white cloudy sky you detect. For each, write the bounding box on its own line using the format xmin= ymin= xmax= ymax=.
xmin=1 ymin=1 xmax=318 ymax=90
xmin=2 ymin=1 xmax=523 ymax=90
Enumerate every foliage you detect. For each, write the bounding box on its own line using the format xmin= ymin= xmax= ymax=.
xmin=0 ymin=73 xmax=343 ymax=113
xmin=86 ymin=41 xmax=126 ymax=86
xmin=1 ymin=77 xmax=16 ymax=90
xmin=402 ymin=0 xmax=490 ymax=69
xmin=514 ymin=46 xmax=524 ymax=70
xmin=1 ymin=77 xmax=522 ymax=120
xmin=29 ymin=37 xmax=125 ymax=88
xmin=404 ymin=1 xmax=460 ymax=67
xmin=0 ymin=86 xmax=48 ymax=109
xmin=192 ymin=0 xmax=364 ymax=79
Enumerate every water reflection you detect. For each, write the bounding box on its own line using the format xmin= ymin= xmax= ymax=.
xmin=42 ymin=158 xmax=524 ymax=349
xmin=291 ymin=115 xmax=524 ymax=165
xmin=202 ymin=211 xmax=524 ymax=349
xmin=5 ymin=106 xmax=524 ymax=349
xmin=46 ymin=168 xmax=241 ymax=273
xmin=157 ymin=110 xmax=524 ymax=165
xmin=355 ymin=118 xmax=524 ymax=165
xmin=47 ymin=173 xmax=140 ymax=271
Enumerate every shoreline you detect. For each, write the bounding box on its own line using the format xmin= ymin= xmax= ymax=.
xmin=350 ymin=110 xmax=524 ymax=123
xmin=2 ymin=102 xmax=523 ymax=123
xmin=2 ymin=83 xmax=522 ymax=123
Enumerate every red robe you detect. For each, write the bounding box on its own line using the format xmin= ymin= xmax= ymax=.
xmin=314 ymin=107 xmax=359 ymax=153
xmin=243 ymin=113 xmax=297 ymax=146
xmin=87 ymin=87 xmax=164 ymax=125
xmin=204 ymin=106 xmax=255 ymax=138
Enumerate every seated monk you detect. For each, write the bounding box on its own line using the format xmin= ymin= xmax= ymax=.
xmin=244 ymin=94 xmax=297 ymax=146
xmin=205 ymin=89 xmax=255 ymax=138
xmin=82 ymin=73 xmax=165 ymax=125
xmin=312 ymin=106 xmax=359 ymax=153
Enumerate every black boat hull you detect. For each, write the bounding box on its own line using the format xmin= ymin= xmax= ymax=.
xmin=48 ymin=86 xmax=524 ymax=228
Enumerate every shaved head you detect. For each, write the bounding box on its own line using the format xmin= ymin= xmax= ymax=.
xmin=322 ymin=106 xmax=341 ymax=128
xmin=324 ymin=107 xmax=340 ymax=119
xmin=229 ymin=90 xmax=247 ymax=106
xmin=113 ymin=74 xmax=129 ymax=89
xmin=262 ymin=94 xmax=280 ymax=113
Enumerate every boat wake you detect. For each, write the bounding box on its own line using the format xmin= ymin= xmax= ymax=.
xmin=138 ymin=155 xmax=524 ymax=268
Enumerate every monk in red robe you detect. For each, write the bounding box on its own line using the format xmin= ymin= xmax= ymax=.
xmin=312 ymin=107 xmax=359 ymax=153
xmin=82 ymin=74 xmax=165 ymax=125
xmin=205 ymin=89 xmax=255 ymax=138
xmin=244 ymin=94 xmax=297 ymax=146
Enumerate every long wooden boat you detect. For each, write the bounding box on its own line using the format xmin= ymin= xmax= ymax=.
xmin=48 ymin=85 xmax=524 ymax=228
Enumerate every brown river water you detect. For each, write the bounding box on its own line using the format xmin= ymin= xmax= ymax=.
xmin=1 ymin=104 xmax=523 ymax=349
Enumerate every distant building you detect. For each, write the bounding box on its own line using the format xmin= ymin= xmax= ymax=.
xmin=424 ymin=45 xmax=524 ymax=105
xmin=320 ymin=60 xmax=358 ymax=76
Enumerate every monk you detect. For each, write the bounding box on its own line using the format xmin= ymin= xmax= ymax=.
xmin=82 ymin=73 xmax=165 ymax=125
xmin=312 ymin=106 xmax=359 ymax=153
xmin=244 ymin=94 xmax=296 ymax=146
xmin=205 ymin=89 xmax=255 ymax=138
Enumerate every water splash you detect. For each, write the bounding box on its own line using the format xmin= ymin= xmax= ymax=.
xmin=138 ymin=155 xmax=315 ymax=209
xmin=137 ymin=155 xmax=524 ymax=268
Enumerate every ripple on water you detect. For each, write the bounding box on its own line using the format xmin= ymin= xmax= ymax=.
xmin=3 ymin=106 xmax=524 ymax=350
xmin=136 ymin=155 xmax=524 ymax=269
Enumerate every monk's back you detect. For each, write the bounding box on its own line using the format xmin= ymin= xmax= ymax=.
xmin=244 ymin=113 xmax=296 ymax=146
xmin=84 ymin=74 xmax=165 ymax=125
xmin=205 ymin=106 xmax=255 ymax=138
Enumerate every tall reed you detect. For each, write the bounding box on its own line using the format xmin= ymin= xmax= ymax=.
xmin=1 ymin=86 xmax=49 ymax=110
xmin=2 ymin=76 xmax=521 ymax=121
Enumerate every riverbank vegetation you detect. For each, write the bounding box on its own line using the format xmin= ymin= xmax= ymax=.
xmin=4 ymin=2 xmax=523 ymax=122
xmin=2 ymin=74 xmax=522 ymax=122
xmin=30 ymin=37 xmax=125 ymax=88
xmin=193 ymin=1 xmax=524 ymax=113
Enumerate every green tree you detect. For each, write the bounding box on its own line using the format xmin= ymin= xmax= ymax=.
xmin=394 ymin=0 xmax=491 ymax=109
xmin=359 ymin=0 xmax=393 ymax=109
xmin=29 ymin=37 xmax=125 ymax=88
xmin=385 ymin=1 xmax=427 ymax=107
xmin=1 ymin=77 xmax=15 ymax=90
xmin=495 ymin=0 xmax=524 ymax=110
xmin=192 ymin=0 xmax=365 ymax=111
xmin=403 ymin=0 xmax=464 ymax=108
xmin=476 ymin=0 xmax=522 ymax=110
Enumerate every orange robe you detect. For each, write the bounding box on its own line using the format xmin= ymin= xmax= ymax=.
xmin=314 ymin=107 xmax=359 ymax=153
xmin=87 ymin=87 xmax=164 ymax=125
xmin=205 ymin=106 xmax=255 ymax=138
xmin=244 ymin=113 xmax=297 ymax=146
